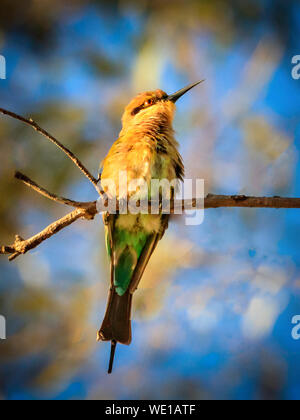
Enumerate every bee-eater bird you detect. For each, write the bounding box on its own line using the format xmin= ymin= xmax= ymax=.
xmin=97 ymin=81 xmax=203 ymax=373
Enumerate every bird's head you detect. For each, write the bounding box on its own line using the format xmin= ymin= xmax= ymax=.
xmin=121 ymin=81 xmax=204 ymax=133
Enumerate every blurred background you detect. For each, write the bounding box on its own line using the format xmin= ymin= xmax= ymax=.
xmin=0 ymin=0 xmax=300 ymax=400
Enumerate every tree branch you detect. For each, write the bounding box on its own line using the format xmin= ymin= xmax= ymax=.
xmin=1 ymin=106 xmax=299 ymax=262
xmin=0 ymin=107 xmax=101 ymax=195
xmin=202 ymin=194 xmax=300 ymax=209
xmin=0 ymin=205 xmax=96 ymax=261
xmin=14 ymin=171 xmax=92 ymax=210
xmin=1 ymin=193 xmax=299 ymax=261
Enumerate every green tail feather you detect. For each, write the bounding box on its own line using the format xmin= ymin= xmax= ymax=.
xmin=99 ymin=214 xmax=169 ymax=352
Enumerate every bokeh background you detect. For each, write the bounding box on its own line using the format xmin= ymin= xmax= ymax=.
xmin=0 ymin=0 xmax=300 ymax=400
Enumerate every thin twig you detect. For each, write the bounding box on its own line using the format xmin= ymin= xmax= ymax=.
xmin=0 ymin=206 xmax=96 ymax=261
xmin=0 ymin=107 xmax=101 ymax=195
xmin=14 ymin=171 xmax=92 ymax=210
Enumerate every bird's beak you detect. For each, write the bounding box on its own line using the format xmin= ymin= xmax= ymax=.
xmin=167 ymin=80 xmax=205 ymax=103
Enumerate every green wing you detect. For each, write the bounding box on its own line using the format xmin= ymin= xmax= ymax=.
xmin=104 ymin=213 xmax=168 ymax=296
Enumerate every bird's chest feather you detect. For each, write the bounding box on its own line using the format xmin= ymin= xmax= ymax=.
xmin=122 ymin=137 xmax=175 ymax=181
xmin=101 ymin=136 xmax=177 ymax=199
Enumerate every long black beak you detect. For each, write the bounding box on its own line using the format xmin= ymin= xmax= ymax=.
xmin=167 ymin=80 xmax=205 ymax=103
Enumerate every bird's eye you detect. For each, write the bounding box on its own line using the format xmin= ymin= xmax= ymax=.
xmin=144 ymin=99 xmax=153 ymax=107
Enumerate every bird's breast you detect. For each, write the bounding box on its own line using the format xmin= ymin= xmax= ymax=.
xmin=101 ymin=134 xmax=180 ymax=200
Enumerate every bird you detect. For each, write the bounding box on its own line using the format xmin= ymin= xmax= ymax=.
xmin=97 ymin=81 xmax=203 ymax=373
